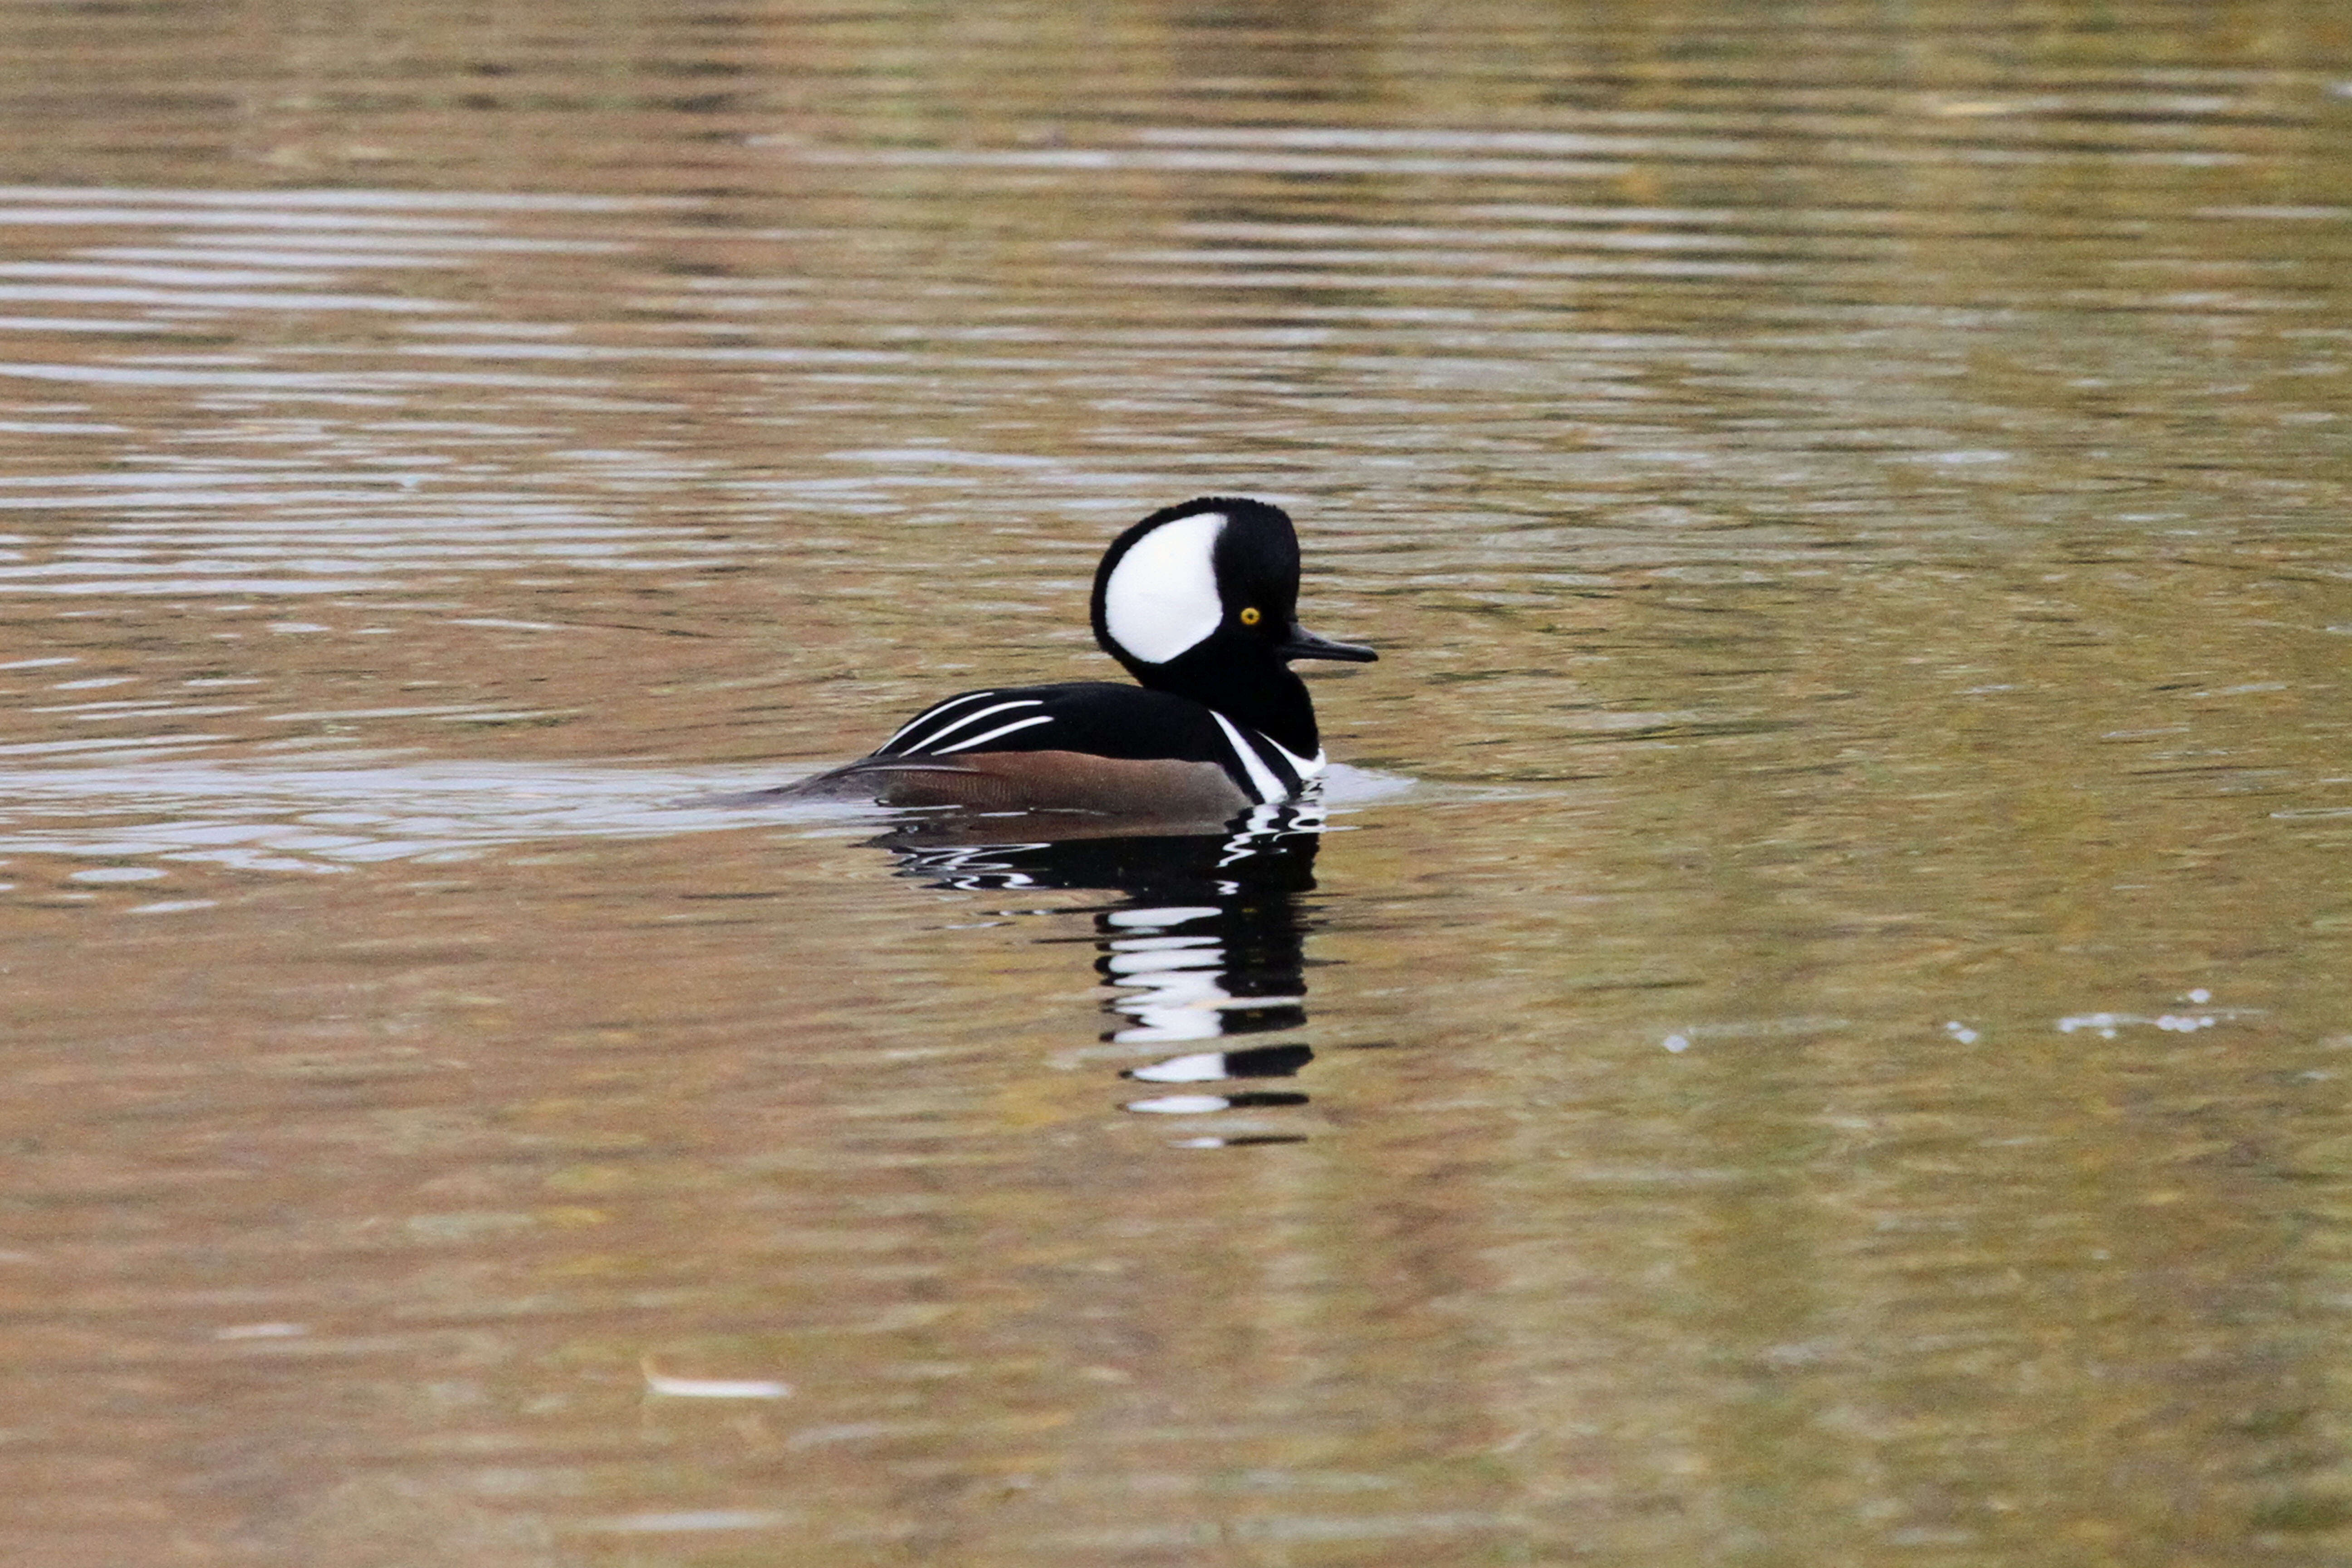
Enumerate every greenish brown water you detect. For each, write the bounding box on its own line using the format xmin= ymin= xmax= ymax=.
xmin=2 ymin=3 xmax=2350 ymax=1563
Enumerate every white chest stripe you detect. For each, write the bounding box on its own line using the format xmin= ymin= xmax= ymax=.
xmin=1261 ymin=735 xmax=1326 ymax=781
xmin=898 ymin=697 xmax=1044 ymax=755
xmin=932 ymin=714 xmax=1056 ymax=754
xmin=1208 ymin=711 xmax=1288 ymax=804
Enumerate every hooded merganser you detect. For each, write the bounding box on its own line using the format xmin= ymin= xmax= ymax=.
xmin=786 ymin=496 xmax=1376 ymax=818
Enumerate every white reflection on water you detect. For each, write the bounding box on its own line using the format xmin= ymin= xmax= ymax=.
xmin=0 ymin=760 xmax=838 ymax=872
xmin=2057 ymin=1007 xmax=2249 ymax=1037
xmin=0 ymin=760 xmax=1412 ymax=872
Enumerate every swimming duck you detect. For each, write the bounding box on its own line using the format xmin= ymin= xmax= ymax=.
xmin=788 ymin=496 xmax=1375 ymax=818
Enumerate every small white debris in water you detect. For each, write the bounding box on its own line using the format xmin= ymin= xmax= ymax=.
xmin=578 ymin=1509 xmax=796 ymax=1534
xmin=1945 ymin=1021 xmax=1980 ymax=1044
xmin=642 ymin=1364 xmax=792 ymax=1400
xmin=1662 ymin=1034 xmax=1690 ymax=1054
xmin=2187 ymin=988 xmax=2211 ymax=1004
xmin=216 ymin=1322 xmax=307 ymax=1340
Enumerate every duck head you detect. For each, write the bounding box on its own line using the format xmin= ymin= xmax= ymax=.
xmin=1089 ymin=496 xmax=1375 ymax=756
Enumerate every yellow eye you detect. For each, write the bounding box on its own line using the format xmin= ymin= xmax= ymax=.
xmin=1238 ymin=607 xmax=1262 ymax=627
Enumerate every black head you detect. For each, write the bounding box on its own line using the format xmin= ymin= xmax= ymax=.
xmin=1088 ymin=497 xmax=1374 ymax=755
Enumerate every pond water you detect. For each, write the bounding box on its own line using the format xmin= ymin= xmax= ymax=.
xmin=3 ymin=2 xmax=2351 ymax=1563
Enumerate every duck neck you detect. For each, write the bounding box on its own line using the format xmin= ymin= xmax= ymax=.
xmin=1144 ymin=654 xmax=1321 ymax=759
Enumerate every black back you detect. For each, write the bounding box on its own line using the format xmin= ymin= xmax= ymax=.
xmin=869 ymin=680 xmax=1312 ymax=799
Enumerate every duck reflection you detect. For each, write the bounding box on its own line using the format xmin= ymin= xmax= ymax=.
xmin=872 ymin=804 xmax=1330 ymax=1145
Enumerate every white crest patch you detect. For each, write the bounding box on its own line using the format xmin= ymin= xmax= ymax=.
xmin=1103 ymin=510 xmax=1225 ymax=665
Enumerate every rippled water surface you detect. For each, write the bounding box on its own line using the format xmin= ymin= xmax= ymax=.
xmin=4 ymin=2 xmax=2352 ymax=1563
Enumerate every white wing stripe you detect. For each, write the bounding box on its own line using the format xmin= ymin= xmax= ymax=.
xmin=882 ymin=689 xmax=998 ymax=749
xmin=931 ymin=714 xmax=1057 ymax=754
xmin=1208 ymin=711 xmax=1287 ymax=804
xmin=898 ymin=698 xmax=1045 ymax=755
